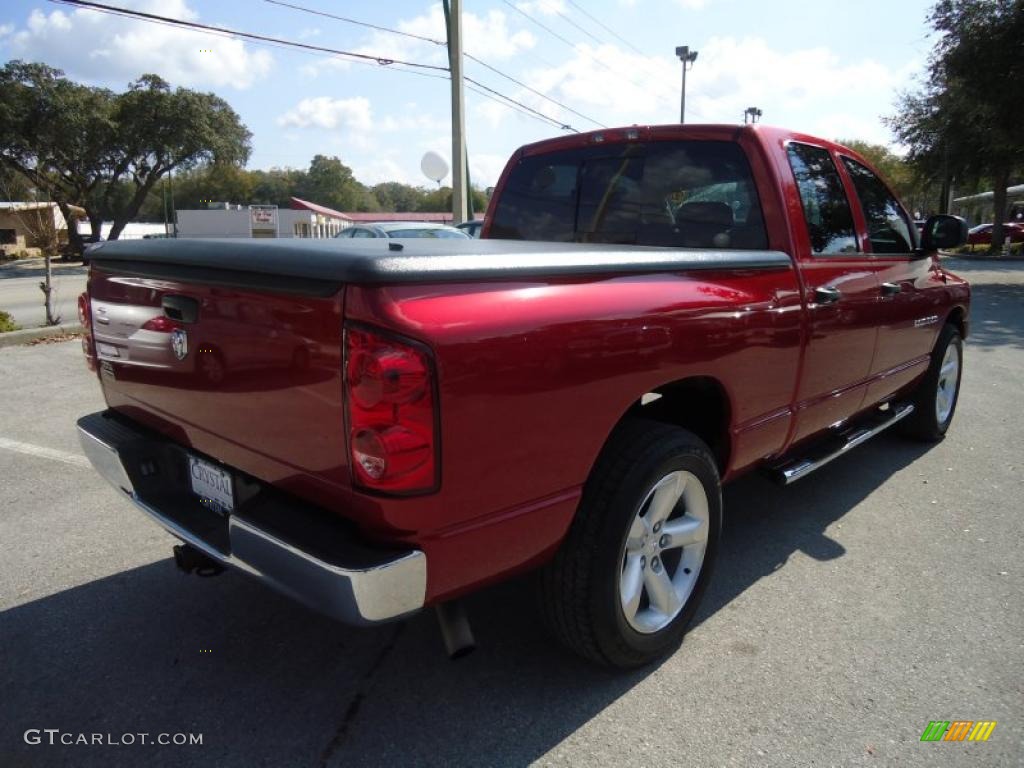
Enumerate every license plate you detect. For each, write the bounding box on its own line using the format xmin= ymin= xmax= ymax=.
xmin=96 ymin=342 xmax=121 ymax=358
xmin=188 ymin=455 xmax=234 ymax=514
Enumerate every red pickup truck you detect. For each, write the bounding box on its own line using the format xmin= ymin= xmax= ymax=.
xmin=77 ymin=125 xmax=970 ymax=667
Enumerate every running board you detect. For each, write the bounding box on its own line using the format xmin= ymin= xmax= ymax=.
xmin=767 ymin=402 xmax=915 ymax=485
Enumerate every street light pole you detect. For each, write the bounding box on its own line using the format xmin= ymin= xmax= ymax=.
xmin=675 ymin=45 xmax=698 ymax=123
xmin=743 ymin=106 xmax=762 ymax=124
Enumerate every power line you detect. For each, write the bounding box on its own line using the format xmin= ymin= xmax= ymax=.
xmin=261 ymin=0 xmax=605 ymax=128
xmin=497 ymin=0 xmax=675 ymax=103
xmin=499 ymin=0 xmax=577 ymax=49
xmin=46 ymin=0 xmax=580 ymax=133
xmin=265 ymin=0 xmax=442 ymax=46
xmin=539 ymin=0 xmax=603 ymax=46
xmin=466 ymin=55 xmax=605 ymax=128
xmin=564 ymin=0 xmax=644 ymax=55
xmin=48 ymin=0 xmax=448 ymax=71
xmin=465 ymin=83 xmax=566 ymax=131
xmin=465 ymin=76 xmax=576 ymax=132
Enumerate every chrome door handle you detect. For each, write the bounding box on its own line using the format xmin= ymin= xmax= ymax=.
xmin=814 ymin=286 xmax=842 ymax=305
xmin=880 ymin=282 xmax=901 ymax=296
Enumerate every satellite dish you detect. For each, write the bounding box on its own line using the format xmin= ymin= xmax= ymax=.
xmin=421 ymin=151 xmax=449 ymax=186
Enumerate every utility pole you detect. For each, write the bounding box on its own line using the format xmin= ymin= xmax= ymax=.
xmin=445 ymin=0 xmax=468 ymax=224
xmin=675 ymin=45 xmax=698 ymax=124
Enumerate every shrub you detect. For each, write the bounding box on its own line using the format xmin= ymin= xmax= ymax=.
xmin=0 ymin=309 xmax=20 ymax=333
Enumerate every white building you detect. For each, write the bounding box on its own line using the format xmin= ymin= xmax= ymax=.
xmin=175 ymin=197 xmax=353 ymax=239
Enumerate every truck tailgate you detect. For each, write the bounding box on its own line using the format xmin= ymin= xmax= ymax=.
xmin=86 ymin=263 xmax=350 ymax=499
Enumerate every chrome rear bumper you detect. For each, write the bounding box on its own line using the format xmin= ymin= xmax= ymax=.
xmin=77 ymin=411 xmax=426 ymax=625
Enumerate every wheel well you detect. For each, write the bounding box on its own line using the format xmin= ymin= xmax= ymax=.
xmin=946 ymin=306 xmax=967 ymax=340
xmin=622 ymin=377 xmax=731 ymax=473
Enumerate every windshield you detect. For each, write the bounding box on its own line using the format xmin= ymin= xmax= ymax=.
xmin=385 ymin=228 xmax=468 ymax=239
xmin=489 ymin=140 xmax=767 ymax=249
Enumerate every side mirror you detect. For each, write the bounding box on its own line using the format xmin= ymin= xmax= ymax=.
xmin=920 ymin=214 xmax=968 ymax=253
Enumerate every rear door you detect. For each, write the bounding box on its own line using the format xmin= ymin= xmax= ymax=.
xmin=785 ymin=141 xmax=880 ymax=443
xmin=838 ymin=156 xmax=942 ymax=404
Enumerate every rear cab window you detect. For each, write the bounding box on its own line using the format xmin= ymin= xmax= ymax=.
xmin=489 ymin=140 xmax=768 ymax=249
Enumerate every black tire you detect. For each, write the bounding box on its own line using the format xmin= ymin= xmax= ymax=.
xmin=538 ymin=419 xmax=722 ymax=668
xmin=900 ymin=323 xmax=963 ymax=442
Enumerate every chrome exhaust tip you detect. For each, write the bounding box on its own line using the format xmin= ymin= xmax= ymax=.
xmin=172 ymin=544 xmax=224 ymax=578
xmin=435 ymin=601 xmax=476 ymax=659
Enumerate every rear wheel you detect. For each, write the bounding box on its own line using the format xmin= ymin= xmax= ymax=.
xmin=900 ymin=323 xmax=963 ymax=441
xmin=539 ymin=420 xmax=722 ymax=668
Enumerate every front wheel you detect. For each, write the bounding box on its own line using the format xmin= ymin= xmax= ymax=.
xmin=900 ymin=323 xmax=963 ymax=441
xmin=538 ymin=420 xmax=722 ymax=668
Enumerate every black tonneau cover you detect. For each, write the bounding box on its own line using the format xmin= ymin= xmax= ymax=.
xmin=89 ymin=237 xmax=791 ymax=287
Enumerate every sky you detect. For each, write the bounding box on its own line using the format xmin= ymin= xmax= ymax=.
xmin=0 ymin=0 xmax=938 ymax=190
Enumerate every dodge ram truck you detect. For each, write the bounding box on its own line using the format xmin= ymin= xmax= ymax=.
xmin=76 ymin=124 xmax=970 ymax=667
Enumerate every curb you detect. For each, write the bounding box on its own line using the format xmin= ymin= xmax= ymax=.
xmin=0 ymin=323 xmax=84 ymax=348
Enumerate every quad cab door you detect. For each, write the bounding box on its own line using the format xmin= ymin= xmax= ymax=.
xmin=836 ymin=156 xmax=944 ymax=406
xmin=783 ymin=141 xmax=880 ymax=444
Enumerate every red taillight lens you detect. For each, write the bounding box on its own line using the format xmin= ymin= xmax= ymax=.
xmin=78 ymin=292 xmax=96 ymax=370
xmin=141 ymin=315 xmax=177 ymax=332
xmin=77 ymin=293 xmax=90 ymax=327
xmin=345 ymin=326 xmax=438 ymax=493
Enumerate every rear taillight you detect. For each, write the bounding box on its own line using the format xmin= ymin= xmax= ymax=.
xmin=141 ymin=315 xmax=178 ymax=332
xmin=344 ymin=325 xmax=438 ymax=494
xmin=78 ymin=292 xmax=96 ymax=370
xmin=77 ymin=293 xmax=90 ymax=327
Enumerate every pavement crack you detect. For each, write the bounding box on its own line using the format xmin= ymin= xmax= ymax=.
xmin=317 ymin=622 xmax=405 ymax=768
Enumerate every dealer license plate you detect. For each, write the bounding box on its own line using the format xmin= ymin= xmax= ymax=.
xmin=188 ymin=455 xmax=234 ymax=514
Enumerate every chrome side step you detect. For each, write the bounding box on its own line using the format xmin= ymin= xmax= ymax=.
xmin=768 ymin=402 xmax=915 ymax=485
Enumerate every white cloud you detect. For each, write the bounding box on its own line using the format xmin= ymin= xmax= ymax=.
xmin=305 ymin=5 xmax=535 ymax=78
xmin=278 ymin=96 xmax=373 ymax=131
xmin=469 ymin=153 xmax=512 ymax=188
xmin=6 ymin=1 xmax=272 ymax=89
xmin=488 ymin=36 xmax=915 ymax=146
xmin=0 ymin=23 xmax=14 ymax=38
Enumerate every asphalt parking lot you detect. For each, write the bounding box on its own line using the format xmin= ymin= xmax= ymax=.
xmin=0 ymin=257 xmax=1021 ymax=767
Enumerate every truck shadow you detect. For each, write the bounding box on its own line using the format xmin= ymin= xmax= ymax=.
xmin=0 ymin=261 xmax=88 ymax=280
xmin=940 ymin=258 xmax=1024 ymax=351
xmin=958 ymin=281 xmax=1024 ymax=351
xmin=0 ymin=434 xmax=930 ymax=768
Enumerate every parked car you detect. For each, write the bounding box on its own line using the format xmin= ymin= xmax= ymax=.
xmin=456 ymin=219 xmax=484 ymax=238
xmin=77 ymin=124 xmax=969 ymax=668
xmin=966 ymin=222 xmax=1024 ymax=245
xmin=335 ymin=221 xmax=469 ymax=239
xmin=60 ymin=232 xmax=101 ymax=261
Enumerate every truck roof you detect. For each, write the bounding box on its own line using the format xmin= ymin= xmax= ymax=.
xmin=513 ymin=123 xmax=875 ymax=176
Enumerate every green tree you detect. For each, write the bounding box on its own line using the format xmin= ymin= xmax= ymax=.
xmin=838 ymin=140 xmax=913 ymax=198
xmin=251 ymin=167 xmax=306 ymax=208
xmin=372 ymin=182 xmax=427 ymax=212
xmin=0 ymin=61 xmax=251 ymax=244
xmin=415 ymin=186 xmax=489 ymax=214
xmin=887 ymin=0 xmax=1024 ymax=250
xmin=297 ymin=155 xmax=365 ymax=212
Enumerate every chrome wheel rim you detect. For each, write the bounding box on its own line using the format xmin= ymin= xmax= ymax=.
xmin=619 ymin=470 xmax=709 ymax=634
xmin=935 ymin=343 xmax=960 ymax=425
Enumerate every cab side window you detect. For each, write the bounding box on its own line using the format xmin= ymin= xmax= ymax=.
xmin=786 ymin=143 xmax=858 ymax=255
xmin=841 ymin=158 xmax=914 ymax=254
